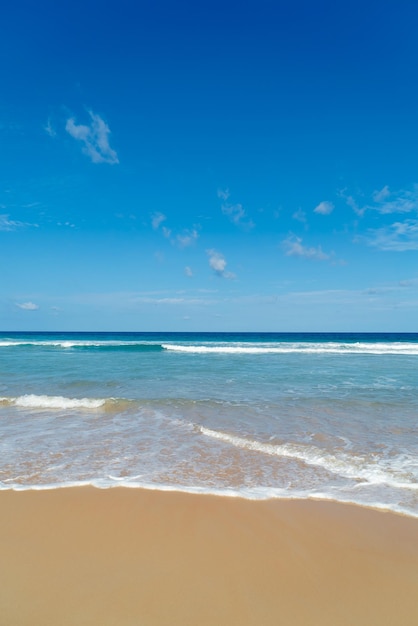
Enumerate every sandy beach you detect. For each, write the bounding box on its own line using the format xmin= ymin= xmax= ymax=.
xmin=0 ymin=488 xmax=417 ymax=625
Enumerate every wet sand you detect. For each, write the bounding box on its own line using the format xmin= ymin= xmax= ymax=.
xmin=1 ymin=487 xmax=417 ymax=625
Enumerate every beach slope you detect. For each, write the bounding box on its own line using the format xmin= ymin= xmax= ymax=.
xmin=1 ymin=487 xmax=417 ymax=625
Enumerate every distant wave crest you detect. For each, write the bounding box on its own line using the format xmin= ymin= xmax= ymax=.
xmin=164 ymin=341 xmax=418 ymax=355
xmin=0 ymin=340 xmax=164 ymax=351
xmin=2 ymin=338 xmax=418 ymax=355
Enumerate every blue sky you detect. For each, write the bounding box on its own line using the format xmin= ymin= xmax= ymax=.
xmin=1 ymin=0 xmax=418 ymax=331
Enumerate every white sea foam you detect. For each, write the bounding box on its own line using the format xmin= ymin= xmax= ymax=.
xmin=0 ymin=479 xmax=416 ymax=518
xmin=0 ymin=394 xmax=107 ymax=409
xmin=163 ymin=342 xmax=418 ymax=355
xmin=198 ymin=426 xmax=418 ymax=490
xmin=163 ymin=344 xmax=288 ymax=354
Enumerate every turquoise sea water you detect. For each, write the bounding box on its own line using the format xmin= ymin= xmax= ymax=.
xmin=1 ymin=332 xmax=417 ymax=516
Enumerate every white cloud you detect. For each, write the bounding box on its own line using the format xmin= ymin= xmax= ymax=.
xmin=372 ymin=185 xmax=390 ymax=203
xmin=364 ymin=219 xmax=418 ymax=251
xmin=208 ymin=250 xmax=226 ymax=273
xmin=206 ymin=249 xmax=236 ymax=278
xmin=0 ymin=214 xmax=25 ymax=231
xmin=371 ymin=186 xmax=418 ymax=214
xmin=185 ymin=266 xmax=193 ymax=277
xmin=282 ymin=235 xmax=331 ymax=261
xmin=44 ymin=118 xmax=56 ymax=137
xmin=314 ymin=201 xmax=334 ymax=215
xmin=222 ymin=203 xmax=244 ymax=224
xmin=153 ymin=214 xmax=199 ymax=248
xmin=16 ymin=302 xmax=39 ymax=310
xmin=292 ymin=209 xmax=307 ymax=223
xmin=177 ymin=228 xmax=199 ymax=248
xmin=221 ymin=202 xmax=254 ymax=229
xmin=151 ymin=212 xmax=166 ymax=229
xmin=65 ymin=111 xmax=118 ymax=164
xmin=341 ymin=192 xmax=364 ymax=216
xmin=0 ymin=214 xmax=37 ymax=230
xmin=218 ymin=190 xmax=254 ymax=229
xmin=217 ymin=188 xmax=230 ymax=201
xmin=344 ymin=185 xmax=418 ymax=216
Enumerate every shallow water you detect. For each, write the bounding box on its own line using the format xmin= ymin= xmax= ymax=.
xmin=1 ymin=331 xmax=417 ymax=516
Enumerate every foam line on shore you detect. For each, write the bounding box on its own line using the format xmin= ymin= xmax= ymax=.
xmin=1 ymin=479 xmax=417 ymax=519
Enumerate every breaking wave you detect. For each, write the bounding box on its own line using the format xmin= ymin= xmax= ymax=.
xmin=0 ymin=340 xmax=164 ymax=351
xmin=198 ymin=426 xmax=418 ymax=490
xmin=163 ymin=342 xmax=418 ymax=355
xmin=0 ymin=394 xmax=108 ymax=410
xmin=1 ymin=339 xmax=418 ymax=355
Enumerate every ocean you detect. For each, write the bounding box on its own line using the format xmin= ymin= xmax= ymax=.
xmin=1 ymin=331 xmax=417 ymax=516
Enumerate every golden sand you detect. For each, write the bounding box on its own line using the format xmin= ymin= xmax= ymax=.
xmin=1 ymin=488 xmax=417 ymax=625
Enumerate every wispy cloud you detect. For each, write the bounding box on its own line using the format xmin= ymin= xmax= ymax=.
xmin=340 ymin=191 xmax=363 ymax=216
xmin=44 ymin=118 xmax=56 ymax=137
xmin=0 ymin=214 xmax=34 ymax=231
xmin=16 ymin=301 xmax=39 ymax=310
xmin=152 ymin=212 xmax=199 ymax=248
xmin=207 ymin=249 xmax=236 ymax=279
xmin=185 ymin=266 xmax=193 ymax=277
xmin=399 ymin=277 xmax=418 ymax=287
xmin=134 ymin=296 xmax=213 ymax=305
xmin=222 ymin=203 xmax=243 ymax=224
xmin=314 ymin=200 xmax=334 ymax=215
xmin=151 ymin=212 xmax=166 ymax=229
xmin=371 ymin=185 xmax=418 ymax=214
xmin=176 ymin=228 xmax=199 ymax=248
xmin=276 ymin=282 xmax=418 ymax=312
xmin=372 ymin=185 xmax=390 ymax=203
xmin=221 ymin=203 xmax=254 ymax=229
xmin=65 ymin=110 xmax=119 ymax=164
xmin=342 ymin=185 xmax=418 ymax=216
xmin=218 ymin=190 xmax=254 ymax=229
xmin=217 ymin=188 xmax=230 ymax=201
xmin=0 ymin=214 xmax=23 ymax=231
xmin=46 ymin=290 xmax=220 ymax=311
xmin=363 ymin=219 xmax=418 ymax=251
xmin=292 ymin=208 xmax=307 ymax=223
xmin=282 ymin=235 xmax=331 ymax=261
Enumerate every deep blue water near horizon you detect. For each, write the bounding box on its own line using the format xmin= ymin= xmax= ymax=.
xmin=3 ymin=330 xmax=418 ymax=342
xmin=1 ymin=331 xmax=417 ymax=517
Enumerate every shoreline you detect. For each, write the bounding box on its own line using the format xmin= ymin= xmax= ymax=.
xmin=2 ymin=482 xmax=417 ymax=520
xmin=1 ymin=486 xmax=418 ymax=625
